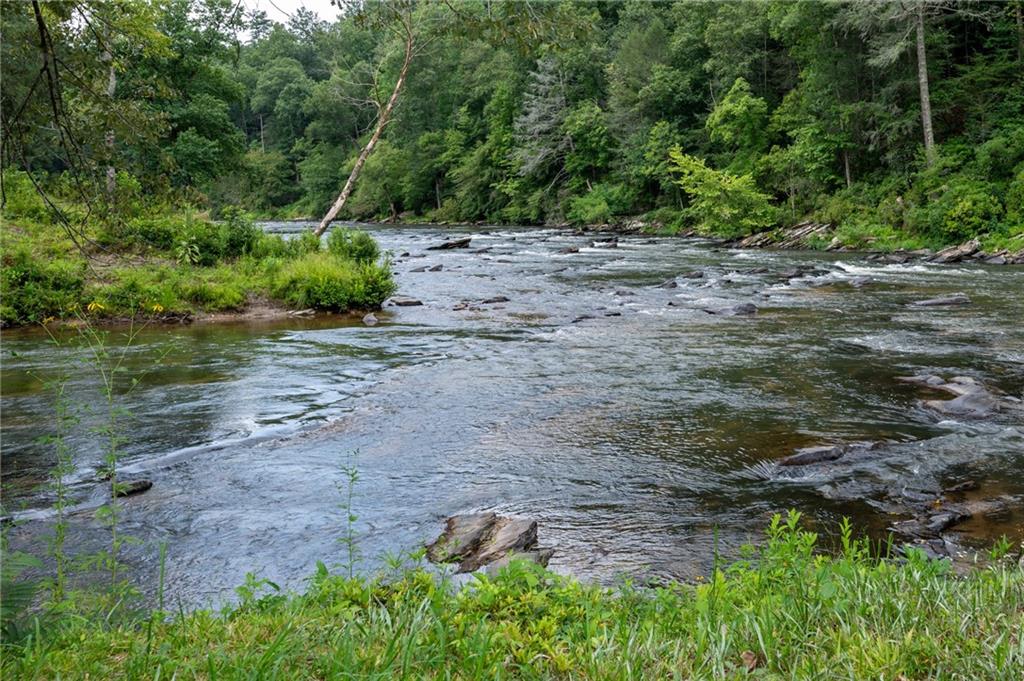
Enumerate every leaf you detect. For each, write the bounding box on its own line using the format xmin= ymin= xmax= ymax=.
xmin=740 ymin=650 xmax=759 ymax=672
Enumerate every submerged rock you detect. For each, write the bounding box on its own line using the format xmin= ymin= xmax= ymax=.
xmin=361 ymin=313 xmax=378 ymax=326
xmin=910 ymin=293 xmax=971 ymax=307
xmin=656 ymin=278 xmax=678 ymax=289
xmin=558 ymin=246 xmax=580 ymax=254
xmin=703 ymin=302 xmax=758 ymax=316
xmin=680 ymin=270 xmax=705 ymax=279
xmin=428 ymin=264 xmax=443 ymax=272
xmin=427 ymin=513 xmax=549 ymax=573
xmin=482 ymin=295 xmax=510 ymax=304
xmin=778 ymin=444 xmax=847 ymax=467
xmin=116 ymin=479 xmax=152 ymax=497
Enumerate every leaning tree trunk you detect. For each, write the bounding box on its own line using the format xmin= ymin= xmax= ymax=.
xmin=915 ymin=2 xmax=936 ymax=166
xmin=313 ymin=29 xmax=415 ymax=238
xmin=104 ymin=49 xmax=117 ymax=198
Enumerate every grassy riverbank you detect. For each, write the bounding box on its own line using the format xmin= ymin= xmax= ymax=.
xmin=3 ymin=515 xmax=1022 ymax=679
xmin=0 ymin=179 xmax=395 ymax=328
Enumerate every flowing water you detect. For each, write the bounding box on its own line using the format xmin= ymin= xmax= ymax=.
xmin=2 ymin=224 xmax=1023 ymax=607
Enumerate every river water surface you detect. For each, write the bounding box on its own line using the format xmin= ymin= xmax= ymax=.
xmin=2 ymin=224 xmax=1023 ymax=606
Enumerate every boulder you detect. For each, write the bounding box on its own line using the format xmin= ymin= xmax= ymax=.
xmin=558 ymin=246 xmax=580 ymax=254
xmin=115 ymin=479 xmax=152 ymax=497
xmin=680 ymin=270 xmax=705 ymax=279
xmin=427 ymin=237 xmax=472 ymax=250
xmin=428 ymin=264 xmax=443 ymax=272
xmin=410 ymin=266 xmax=428 ymax=273
xmin=390 ymin=296 xmax=423 ymax=307
xmin=931 ymin=239 xmax=980 ymax=264
xmin=482 ymin=295 xmax=510 ymax=304
xmin=924 ymin=391 xmax=1002 ymax=418
xmin=361 ymin=313 xmax=378 ymax=326
xmin=427 ymin=513 xmax=546 ymax=573
xmin=657 ymin=279 xmax=678 ymax=289
xmin=485 ymin=549 xmax=555 ymax=576
xmin=778 ymin=444 xmax=846 ymax=467
xmin=910 ymin=293 xmax=971 ymax=307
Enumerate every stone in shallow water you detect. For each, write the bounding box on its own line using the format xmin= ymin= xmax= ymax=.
xmin=390 ymin=296 xmax=423 ymax=307
xmin=116 ymin=479 xmax=152 ymax=497
xmin=427 ymin=237 xmax=472 ymax=250
xmin=910 ymin=293 xmax=971 ymax=307
xmin=427 ymin=513 xmax=548 ymax=573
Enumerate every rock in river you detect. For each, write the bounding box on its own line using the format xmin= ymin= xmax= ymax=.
xmin=116 ymin=479 xmax=153 ymax=497
xmin=704 ymin=302 xmax=758 ymax=316
xmin=427 ymin=237 xmax=472 ymax=250
xmin=390 ymin=296 xmax=423 ymax=307
xmin=910 ymin=293 xmax=971 ymax=307
xmin=362 ymin=313 xmax=378 ymax=326
xmin=427 ymin=513 xmax=550 ymax=573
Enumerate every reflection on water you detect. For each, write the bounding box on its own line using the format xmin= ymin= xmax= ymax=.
xmin=2 ymin=224 xmax=1023 ymax=606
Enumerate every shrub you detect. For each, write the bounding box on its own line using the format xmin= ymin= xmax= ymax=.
xmin=0 ymin=170 xmax=50 ymax=222
xmin=0 ymin=248 xmax=85 ymax=325
xmin=326 ymin=228 xmax=381 ymax=263
xmin=287 ymin=231 xmax=323 ymax=257
xmin=566 ymin=183 xmax=635 ymax=225
xmin=668 ymin=147 xmax=775 ymax=237
xmin=271 ymin=253 xmax=395 ymax=311
xmin=176 ymin=278 xmax=246 ymax=310
xmin=175 ymin=217 xmax=225 ymax=266
xmin=249 ymin=232 xmax=290 ymax=259
xmin=218 ymin=207 xmax=261 ymax=258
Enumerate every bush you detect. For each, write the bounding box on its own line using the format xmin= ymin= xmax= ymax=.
xmin=0 ymin=248 xmax=85 ymax=325
xmin=218 ymin=207 xmax=261 ymax=258
xmin=88 ymin=268 xmax=178 ymax=317
xmin=287 ymin=231 xmax=323 ymax=257
xmin=0 ymin=170 xmax=50 ymax=222
xmin=271 ymin=252 xmax=395 ymax=311
xmin=175 ymin=217 xmax=225 ymax=266
xmin=326 ymin=228 xmax=381 ymax=263
xmin=668 ymin=147 xmax=775 ymax=237
xmin=566 ymin=183 xmax=635 ymax=225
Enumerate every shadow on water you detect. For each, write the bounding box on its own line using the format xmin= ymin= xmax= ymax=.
xmin=2 ymin=223 xmax=1022 ymax=606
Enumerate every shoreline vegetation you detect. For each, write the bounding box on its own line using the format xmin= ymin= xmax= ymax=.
xmin=0 ymin=173 xmax=396 ymax=329
xmin=3 ymin=513 xmax=1023 ymax=679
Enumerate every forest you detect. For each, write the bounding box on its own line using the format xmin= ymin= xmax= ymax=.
xmin=3 ymin=0 xmax=1023 ymax=249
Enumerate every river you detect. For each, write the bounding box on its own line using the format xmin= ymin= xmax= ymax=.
xmin=2 ymin=223 xmax=1023 ymax=607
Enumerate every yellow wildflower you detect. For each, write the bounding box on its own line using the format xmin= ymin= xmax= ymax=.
xmin=86 ymin=301 xmax=106 ymax=313
xmin=151 ymin=303 xmax=164 ymax=313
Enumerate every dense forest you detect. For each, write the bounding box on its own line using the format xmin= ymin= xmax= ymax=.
xmin=3 ymin=0 xmax=1023 ymax=251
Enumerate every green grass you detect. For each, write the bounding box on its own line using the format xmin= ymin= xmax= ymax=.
xmin=3 ymin=513 xmax=1022 ymax=679
xmin=0 ymin=209 xmax=395 ymax=326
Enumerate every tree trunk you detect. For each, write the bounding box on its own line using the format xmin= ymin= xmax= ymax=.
xmin=915 ymin=2 xmax=936 ymax=166
xmin=843 ymin=149 xmax=852 ymax=188
xmin=104 ymin=52 xmax=117 ymax=198
xmin=313 ymin=26 xmax=415 ymax=237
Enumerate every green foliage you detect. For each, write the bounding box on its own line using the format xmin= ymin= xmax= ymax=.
xmin=669 ymin=147 xmax=775 ymax=237
xmin=326 ymin=229 xmax=381 ymax=263
xmin=0 ymin=247 xmax=85 ymax=325
xmin=567 ymin=183 xmax=636 ymax=225
xmin=706 ymin=77 xmax=768 ymax=172
xmin=271 ymin=252 xmax=395 ymax=311
xmin=4 ymin=515 xmax=1022 ymax=679
xmin=1 ymin=171 xmax=50 ymax=222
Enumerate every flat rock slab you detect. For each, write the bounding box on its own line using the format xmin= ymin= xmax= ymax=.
xmin=390 ymin=296 xmax=423 ymax=307
xmin=427 ymin=237 xmax=472 ymax=250
xmin=427 ymin=513 xmax=545 ymax=573
xmin=910 ymin=293 xmax=971 ymax=306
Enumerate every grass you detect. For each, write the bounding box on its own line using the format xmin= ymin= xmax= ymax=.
xmin=2 ymin=513 xmax=1022 ymax=679
xmin=0 ymin=206 xmax=395 ymax=326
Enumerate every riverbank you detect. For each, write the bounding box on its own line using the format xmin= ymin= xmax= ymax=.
xmin=0 ymin=211 xmax=396 ymax=328
xmin=4 ymin=515 xmax=1022 ymax=679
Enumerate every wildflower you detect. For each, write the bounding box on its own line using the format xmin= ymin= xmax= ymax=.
xmin=150 ymin=303 xmax=164 ymax=313
xmin=42 ymin=316 xmax=55 ymax=324
xmin=86 ymin=301 xmax=106 ymax=313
